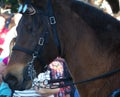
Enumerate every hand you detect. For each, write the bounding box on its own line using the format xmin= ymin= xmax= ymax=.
xmin=34 ymin=86 xmax=60 ymax=96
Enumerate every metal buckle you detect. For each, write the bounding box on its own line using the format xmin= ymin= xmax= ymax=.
xmin=43 ymin=79 xmax=49 ymax=86
xmin=49 ymin=16 xmax=56 ymax=24
xmin=38 ymin=37 xmax=44 ymax=45
xmin=26 ymin=5 xmax=36 ymax=15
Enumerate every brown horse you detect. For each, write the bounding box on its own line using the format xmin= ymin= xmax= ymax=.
xmin=3 ymin=0 xmax=120 ymax=97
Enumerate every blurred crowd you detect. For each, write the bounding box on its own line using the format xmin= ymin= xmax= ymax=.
xmin=81 ymin=0 xmax=120 ymax=20
xmin=0 ymin=9 xmax=22 ymax=96
xmin=0 ymin=13 xmax=22 ymax=61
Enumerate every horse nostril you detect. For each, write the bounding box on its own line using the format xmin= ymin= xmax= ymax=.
xmin=3 ymin=73 xmax=18 ymax=90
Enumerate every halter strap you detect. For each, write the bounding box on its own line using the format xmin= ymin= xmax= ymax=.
xmin=47 ymin=0 xmax=61 ymax=56
xmin=12 ymin=45 xmax=33 ymax=55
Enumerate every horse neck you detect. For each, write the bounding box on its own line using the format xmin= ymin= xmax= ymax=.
xmin=52 ymin=2 xmax=83 ymax=57
xmin=51 ymin=0 xmax=72 ymax=13
xmin=52 ymin=0 xmax=73 ymax=5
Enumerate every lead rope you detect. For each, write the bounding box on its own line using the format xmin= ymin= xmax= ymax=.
xmin=39 ymin=67 xmax=120 ymax=89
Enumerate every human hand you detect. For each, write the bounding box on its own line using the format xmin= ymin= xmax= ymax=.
xmin=34 ymin=86 xmax=60 ymax=96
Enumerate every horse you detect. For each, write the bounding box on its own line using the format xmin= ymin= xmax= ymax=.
xmin=3 ymin=0 xmax=120 ymax=97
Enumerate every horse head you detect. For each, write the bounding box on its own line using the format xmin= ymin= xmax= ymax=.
xmin=3 ymin=0 xmax=60 ymax=90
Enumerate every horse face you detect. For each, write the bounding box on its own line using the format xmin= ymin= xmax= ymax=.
xmin=3 ymin=8 xmax=58 ymax=90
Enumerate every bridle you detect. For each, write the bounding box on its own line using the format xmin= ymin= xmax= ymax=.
xmin=12 ymin=0 xmax=120 ymax=96
xmin=13 ymin=0 xmax=61 ymax=80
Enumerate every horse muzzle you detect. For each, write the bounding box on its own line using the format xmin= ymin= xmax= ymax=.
xmin=3 ymin=72 xmax=32 ymax=90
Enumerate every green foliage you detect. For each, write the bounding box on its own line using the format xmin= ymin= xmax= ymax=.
xmin=10 ymin=0 xmax=19 ymax=13
xmin=1 ymin=0 xmax=18 ymax=4
xmin=0 ymin=0 xmax=19 ymax=13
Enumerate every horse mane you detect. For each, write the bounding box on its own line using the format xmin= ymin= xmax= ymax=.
xmin=71 ymin=1 xmax=120 ymax=56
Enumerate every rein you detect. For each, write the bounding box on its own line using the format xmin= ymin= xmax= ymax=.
xmin=46 ymin=67 xmax=120 ymax=89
